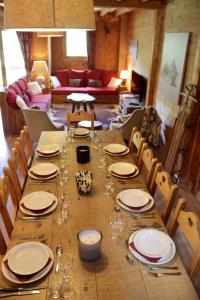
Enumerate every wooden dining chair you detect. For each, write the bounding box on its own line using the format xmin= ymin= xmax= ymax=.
xmin=168 ymin=198 xmax=200 ymax=281
xmin=67 ymin=109 xmax=95 ymax=130
xmin=128 ymin=127 xmax=146 ymax=166
xmin=8 ymin=146 xmax=27 ymax=201
xmin=15 ymin=126 xmax=34 ymax=172
xmin=0 ymin=167 xmax=18 ymax=254
xmin=151 ymin=168 xmax=178 ymax=224
xmin=138 ymin=144 xmax=158 ymax=190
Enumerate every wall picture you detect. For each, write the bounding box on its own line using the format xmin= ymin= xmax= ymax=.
xmin=158 ymin=32 xmax=190 ymax=104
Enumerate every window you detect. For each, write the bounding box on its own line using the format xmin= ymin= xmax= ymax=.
xmin=66 ymin=30 xmax=87 ymax=57
xmin=2 ymin=31 xmax=26 ymax=85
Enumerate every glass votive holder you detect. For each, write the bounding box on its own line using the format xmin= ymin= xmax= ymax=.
xmin=77 ymin=228 xmax=102 ymax=261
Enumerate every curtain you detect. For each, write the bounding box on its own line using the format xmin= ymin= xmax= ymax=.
xmin=17 ymin=32 xmax=32 ymax=77
xmin=87 ymin=31 xmax=96 ymax=69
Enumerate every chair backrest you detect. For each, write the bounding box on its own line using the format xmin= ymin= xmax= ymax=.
xmin=0 ymin=168 xmax=18 ymax=254
xmin=22 ymin=109 xmax=62 ymax=142
xmin=153 ymin=170 xmax=178 ymax=224
xmin=16 ymin=126 xmax=34 ymax=171
xmin=67 ymin=109 xmax=94 ymax=130
xmin=139 ymin=144 xmax=158 ymax=190
xmin=168 ymin=198 xmax=200 ymax=281
xmin=8 ymin=146 xmax=27 ymax=201
xmin=129 ymin=127 xmax=146 ymax=165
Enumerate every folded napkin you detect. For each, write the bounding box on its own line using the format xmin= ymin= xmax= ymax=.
xmin=129 ymin=241 xmax=161 ymax=263
xmin=3 ymin=257 xmax=52 ymax=282
xmin=118 ymin=198 xmax=150 ymax=210
xmin=20 ymin=200 xmax=56 ymax=214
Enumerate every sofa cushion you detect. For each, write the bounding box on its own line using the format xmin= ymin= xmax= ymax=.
xmin=69 ymin=79 xmax=81 ymax=87
xmin=22 ymin=92 xmax=31 ymax=106
xmin=16 ymin=79 xmax=27 ymax=92
xmin=51 ymin=87 xmax=87 ymax=95
xmin=88 ymin=79 xmax=102 ymax=88
xmin=7 ymin=87 xmax=17 ymax=109
xmin=31 ymin=94 xmax=51 ymax=111
xmin=55 ymin=70 xmax=70 ymax=86
xmin=10 ymin=82 xmax=23 ymax=96
xmin=50 ymin=76 xmax=61 ymax=88
xmin=101 ymin=71 xmax=118 ymax=87
xmin=27 ymin=81 xmax=42 ymax=95
xmin=71 ymin=69 xmax=86 ymax=86
xmin=24 ymin=90 xmax=34 ymax=102
xmin=27 ymin=101 xmax=49 ymax=112
xmin=85 ymin=87 xmax=118 ymax=95
xmin=86 ymin=69 xmax=100 ymax=81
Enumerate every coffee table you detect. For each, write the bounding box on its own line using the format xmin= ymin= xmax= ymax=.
xmin=67 ymin=93 xmax=96 ymax=113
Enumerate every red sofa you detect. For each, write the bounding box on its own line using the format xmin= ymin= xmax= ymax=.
xmin=51 ymin=69 xmax=120 ymax=104
xmin=0 ymin=77 xmax=51 ymax=135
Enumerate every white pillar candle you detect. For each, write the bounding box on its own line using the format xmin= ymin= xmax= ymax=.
xmin=77 ymin=228 xmax=102 ymax=261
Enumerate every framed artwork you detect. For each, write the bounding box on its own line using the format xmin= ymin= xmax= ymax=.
xmin=129 ymin=39 xmax=137 ymax=60
xmin=158 ymin=32 xmax=190 ymax=104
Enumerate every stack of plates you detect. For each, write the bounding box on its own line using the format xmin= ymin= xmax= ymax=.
xmin=104 ymin=144 xmax=129 ymax=156
xmin=128 ymin=229 xmax=176 ymax=265
xmin=20 ymin=191 xmax=58 ymax=216
xmin=35 ymin=144 xmax=61 ymax=158
xmin=117 ymin=189 xmax=154 ymax=212
xmin=108 ymin=162 xmax=139 ymax=178
xmin=2 ymin=242 xmax=53 ymax=284
xmin=28 ymin=163 xmax=59 ymax=180
xmin=74 ymin=128 xmax=90 ymax=138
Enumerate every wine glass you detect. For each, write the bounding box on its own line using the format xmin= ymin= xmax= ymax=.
xmin=69 ymin=125 xmax=75 ymax=142
xmin=60 ymin=253 xmax=74 ymax=298
xmin=109 ymin=212 xmax=124 ymax=240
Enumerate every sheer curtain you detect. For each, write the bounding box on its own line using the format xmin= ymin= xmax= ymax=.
xmin=2 ymin=31 xmax=26 ymax=85
xmin=17 ymin=32 xmax=32 ymax=75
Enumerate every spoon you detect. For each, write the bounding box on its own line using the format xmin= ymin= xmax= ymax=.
xmin=55 ymin=244 xmax=63 ymax=273
xmin=125 ymin=239 xmax=134 ymax=265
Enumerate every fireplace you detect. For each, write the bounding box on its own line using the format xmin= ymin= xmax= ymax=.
xmin=131 ymin=70 xmax=147 ymax=103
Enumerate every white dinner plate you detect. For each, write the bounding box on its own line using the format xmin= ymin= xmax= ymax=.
xmin=20 ymin=191 xmax=56 ymax=211
xmin=117 ymin=197 xmax=154 ymax=212
xmin=117 ymin=189 xmax=153 ymax=210
xmin=104 ymin=144 xmax=128 ymax=154
xmin=108 ymin=162 xmax=138 ymax=176
xmin=20 ymin=198 xmax=57 ymax=216
xmin=36 ymin=144 xmax=60 ymax=155
xmin=128 ymin=230 xmax=176 ymax=265
xmin=104 ymin=148 xmax=129 ymax=157
xmin=2 ymin=244 xmax=53 ymax=284
xmin=29 ymin=163 xmax=58 ymax=177
xmin=133 ymin=228 xmax=171 ymax=258
xmin=7 ymin=242 xmax=49 ymax=275
xmin=28 ymin=169 xmax=59 ymax=181
xmin=35 ymin=149 xmax=61 ymax=158
xmin=74 ymin=128 xmax=90 ymax=136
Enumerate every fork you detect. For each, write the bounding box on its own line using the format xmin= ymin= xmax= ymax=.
xmin=148 ymin=265 xmax=179 ymax=271
xmin=149 ymin=271 xmax=181 ymax=277
xmin=125 ymin=239 xmax=134 ymax=265
xmin=14 ymin=233 xmax=45 ymax=241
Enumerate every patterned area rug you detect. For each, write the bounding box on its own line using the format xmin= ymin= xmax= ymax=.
xmin=50 ymin=103 xmax=118 ymax=129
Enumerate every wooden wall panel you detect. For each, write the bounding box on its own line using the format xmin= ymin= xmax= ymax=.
xmin=31 ymin=33 xmax=48 ymax=62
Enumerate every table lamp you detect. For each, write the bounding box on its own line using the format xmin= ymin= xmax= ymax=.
xmin=120 ymin=70 xmax=129 ymax=90
xmin=32 ymin=61 xmax=48 ymax=87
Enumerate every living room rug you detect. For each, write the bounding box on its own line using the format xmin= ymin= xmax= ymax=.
xmin=51 ymin=103 xmax=118 ymax=129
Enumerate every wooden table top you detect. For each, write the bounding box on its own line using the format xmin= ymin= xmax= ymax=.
xmin=0 ymin=131 xmax=198 ymax=300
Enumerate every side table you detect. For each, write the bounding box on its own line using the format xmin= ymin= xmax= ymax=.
xmin=119 ymin=93 xmax=143 ymax=115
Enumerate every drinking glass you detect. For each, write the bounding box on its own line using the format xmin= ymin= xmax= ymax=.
xmin=61 ymin=193 xmax=71 ymax=220
xmin=60 ymin=253 xmax=74 ymax=299
xmin=48 ymin=272 xmax=62 ymax=300
xmin=109 ymin=212 xmax=124 ymax=240
xmin=103 ymin=177 xmax=114 ymax=197
xmin=69 ymin=125 xmax=75 ymax=142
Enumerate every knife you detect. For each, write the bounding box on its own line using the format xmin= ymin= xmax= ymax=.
xmin=0 ymin=290 xmax=40 ymax=298
xmin=0 ymin=286 xmax=46 ymax=293
xmin=19 ymin=216 xmax=49 ymax=221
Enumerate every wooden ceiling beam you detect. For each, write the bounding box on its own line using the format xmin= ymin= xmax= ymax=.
xmin=115 ymin=8 xmax=134 ymax=16
xmin=100 ymin=7 xmax=117 ymax=16
xmin=94 ymin=0 xmax=165 ymax=9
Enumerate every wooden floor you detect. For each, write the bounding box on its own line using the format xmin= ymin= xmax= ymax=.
xmin=0 ymin=104 xmax=200 ymax=296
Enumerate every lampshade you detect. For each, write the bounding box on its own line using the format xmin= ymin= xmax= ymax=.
xmin=37 ymin=32 xmax=64 ymax=38
xmin=32 ymin=61 xmax=48 ymax=72
xmin=4 ymin=0 xmax=96 ymax=31
xmin=120 ymin=70 xmax=129 ymax=80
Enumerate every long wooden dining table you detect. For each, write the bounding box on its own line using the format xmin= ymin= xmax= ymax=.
xmin=0 ymin=130 xmax=199 ymax=300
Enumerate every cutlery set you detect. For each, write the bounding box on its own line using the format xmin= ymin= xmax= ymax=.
xmin=0 ymin=286 xmax=46 ymax=298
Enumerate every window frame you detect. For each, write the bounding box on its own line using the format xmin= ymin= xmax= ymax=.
xmin=65 ymin=31 xmax=88 ymax=59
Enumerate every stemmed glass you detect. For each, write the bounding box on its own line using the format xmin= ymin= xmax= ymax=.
xmin=60 ymin=253 xmax=74 ymax=299
xmin=109 ymin=212 xmax=124 ymax=240
xmin=69 ymin=125 xmax=75 ymax=142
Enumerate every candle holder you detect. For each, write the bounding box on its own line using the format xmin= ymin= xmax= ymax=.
xmin=77 ymin=228 xmax=102 ymax=261
xmin=75 ymin=170 xmax=93 ymax=195
xmin=76 ymin=146 xmax=90 ymax=164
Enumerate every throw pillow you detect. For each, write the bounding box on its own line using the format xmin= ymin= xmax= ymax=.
xmin=16 ymin=95 xmax=28 ymax=109
xmin=69 ymin=79 xmax=81 ymax=87
xmin=22 ymin=93 xmax=31 ymax=106
xmin=88 ymin=79 xmax=102 ymax=88
xmin=50 ymin=76 xmax=61 ymax=88
xmin=27 ymin=81 xmax=42 ymax=95
xmin=24 ymin=90 xmax=34 ymax=102
xmin=107 ymin=77 xmax=122 ymax=88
